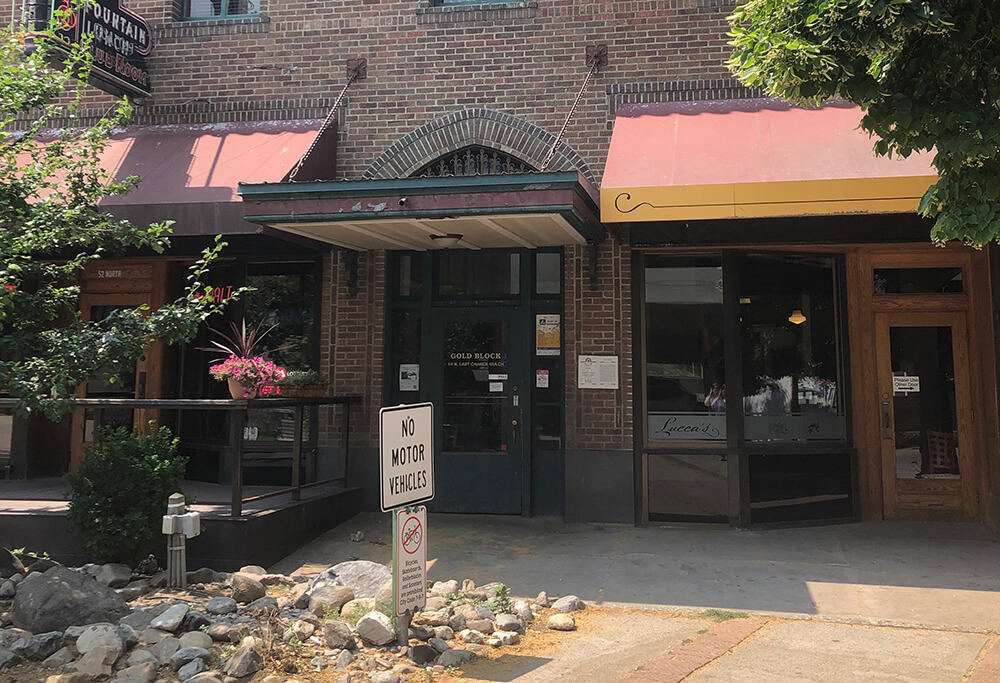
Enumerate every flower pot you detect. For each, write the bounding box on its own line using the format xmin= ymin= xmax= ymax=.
xmin=227 ymin=378 xmax=257 ymax=400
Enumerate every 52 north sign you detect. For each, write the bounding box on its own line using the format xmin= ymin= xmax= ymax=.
xmin=28 ymin=0 xmax=153 ymax=98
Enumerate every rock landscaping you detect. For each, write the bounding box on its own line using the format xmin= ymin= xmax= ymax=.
xmin=0 ymin=549 xmax=587 ymax=682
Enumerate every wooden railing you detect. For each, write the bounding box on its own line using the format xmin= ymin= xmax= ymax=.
xmin=0 ymin=396 xmax=362 ymax=517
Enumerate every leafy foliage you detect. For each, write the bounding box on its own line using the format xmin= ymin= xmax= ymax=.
xmin=729 ymin=0 xmax=1000 ymax=245
xmin=66 ymin=426 xmax=187 ymax=565
xmin=0 ymin=13 xmax=230 ymax=418
xmin=490 ymin=583 xmax=514 ymax=614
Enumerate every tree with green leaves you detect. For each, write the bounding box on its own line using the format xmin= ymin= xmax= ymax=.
xmin=0 ymin=14 xmax=228 ymax=418
xmin=729 ymin=0 xmax=1000 ymax=246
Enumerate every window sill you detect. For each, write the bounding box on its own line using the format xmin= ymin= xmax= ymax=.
xmin=416 ymin=1 xmax=537 ymax=24
xmin=156 ymin=14 xmax=270 ymax=38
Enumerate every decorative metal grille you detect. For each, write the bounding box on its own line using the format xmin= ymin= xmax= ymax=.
xmin=413 ymin=146 xmax=535 ymax=178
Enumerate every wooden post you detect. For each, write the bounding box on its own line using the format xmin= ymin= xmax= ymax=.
xmin=166 ymin=493 xmax=187 ymax=589
xmin=292 ymin=404 xmax=303 ymax=501
xmin=230 ymin=409 xmax=245 ymax=517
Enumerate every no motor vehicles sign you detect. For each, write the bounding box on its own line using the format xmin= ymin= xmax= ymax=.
xmin=379 ymin=403 xmax=435 ymax=512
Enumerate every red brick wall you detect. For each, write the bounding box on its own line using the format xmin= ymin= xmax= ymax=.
xmin=565 ymin=230 xmax=632 ymax=451
xmin=10 ymin=0 xmax=748 ymax=185
xmin=318 ymin=248 xmax=385 ymax=450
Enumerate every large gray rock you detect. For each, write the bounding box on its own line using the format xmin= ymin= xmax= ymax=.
xmin=73 ymin=645 xmax=120 ymax=677
xmin=547 ymin=613 xmax=576 ymax=631
xmin=495 ymin=613 xmax=523 ymax=634
xmin=13 ymin=631 xmax=63 ymax=661
xmin=0 ymin=646 xmax=20 ymax=670
xmin=356 ymin=611 xmax=395 ymax=646
xmin=178 ymin=631 xmax=213 ymax=651
xmin=76 ymin=624 xmax=125 ymax=656
xmin=149 ymin=604 xmax=188 ymax=632
xmin=310 ymin=561 xmax=391 ymax=599
xmin=322 ymin=620 xmax=355 ymax=650
xmin=117 ymin=662 xmax=158 ymax=682
xmin=231 ymin=574 xmax=266 ymax=604
xmin=205 ymin=597 xmax=237 ymax=616
xmin=148 ymin=635 xmax=180 ymax=665
xmin=120 ymin=604 xmax=171 ymax=632
xmin=41 ymin=645 xmax=76 ymax=669
xmin=221 ymin=644 xmax=261 ymax=678
xmin=551 ymin=595 xmax=586 ymax=613
xmin=369 ymin=673 xmax=400 ymax=683
xmin=170 ymin=647 xmax=211 ymax=671
xmin=12 ymin=567 xmax=130 ymax=632
xmin=309 ymin=585 xmax=354 ymax=617
xmin=178 ymin=658 xmax=207 ymax=680
xmin=95 ymin=564 xmax=132 ymax=589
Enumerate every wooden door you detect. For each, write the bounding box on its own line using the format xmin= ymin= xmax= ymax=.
xmin=875 ymin=311 xmax=977 ymax=519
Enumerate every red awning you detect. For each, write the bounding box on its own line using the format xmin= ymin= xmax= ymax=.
xmin=601 ymin=99 xmax=937 ymax=222
xmin=99 ymin=120 xmax=321 ymax=205
xmin=21 ymin=120 xmax=321 ymax=207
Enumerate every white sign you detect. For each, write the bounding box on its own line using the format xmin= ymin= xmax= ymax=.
xmin=489 ymin=382 xmax=503 ymax=392
xmin=578 ymin=355 xmax=619 ymax=389
xmin=399 ymin=364 xmax=420 ymax=392
xmin=395 ymin=506 xmax=427 ymax=616
xmin=893 ymin=375 xmax=920 ymax=394
xmin=379 ymin=403 xmax=435 ymax=512
xmin=536 ymin=369 xmax=549 ymax=388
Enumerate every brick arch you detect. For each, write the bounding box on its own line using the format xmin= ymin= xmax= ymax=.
xmin=363 ymin=109 xmax=594 ymax=182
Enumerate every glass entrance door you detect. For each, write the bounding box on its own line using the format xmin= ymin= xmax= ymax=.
xmin=427 ymin=308 xmax=525 ymax=513
xmin=875 ymin=312 xmax=977 ymax=519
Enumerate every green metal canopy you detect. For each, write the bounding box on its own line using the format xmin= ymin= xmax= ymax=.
xmin=238 ymin=172 xmax=604 ymax=251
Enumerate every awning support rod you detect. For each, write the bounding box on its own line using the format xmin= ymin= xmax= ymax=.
xmin=539 ymin=45 xmax=607 ymax=172
xmin=288 ymin=58 xmax=368 ymax=181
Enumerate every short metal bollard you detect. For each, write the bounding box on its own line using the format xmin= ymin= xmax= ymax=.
xmin=162 ymin=492 xmax=200 ymax=588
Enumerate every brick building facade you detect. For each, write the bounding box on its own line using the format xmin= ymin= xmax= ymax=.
xmin=7 ymin=0 xmax=1000 ymax=532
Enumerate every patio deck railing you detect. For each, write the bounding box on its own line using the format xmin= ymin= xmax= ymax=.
xmin=0 ymin=395 xmax=361 ymax=517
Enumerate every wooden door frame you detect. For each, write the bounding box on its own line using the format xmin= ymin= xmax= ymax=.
xmin=875 ymin=310 xmax=977 ymax=519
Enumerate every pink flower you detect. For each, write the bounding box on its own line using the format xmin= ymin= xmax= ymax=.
xmin=209 ymin=355 xmax=282 ymax=396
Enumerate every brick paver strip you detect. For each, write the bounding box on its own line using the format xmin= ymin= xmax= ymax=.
xmin=618 ymin=616 xmax=770 ymax=683
xmin=966 ymin=637 xmax=1000 ymax=683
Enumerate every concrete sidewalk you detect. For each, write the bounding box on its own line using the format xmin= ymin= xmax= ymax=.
xmin=271 ymin=513 xmax=1000 ymax=681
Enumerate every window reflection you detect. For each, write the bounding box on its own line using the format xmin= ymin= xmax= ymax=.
xmin=741 ymin=255 xmax=845 ymax=442
xmin=645 ymin=256 xmax=726 ymax=442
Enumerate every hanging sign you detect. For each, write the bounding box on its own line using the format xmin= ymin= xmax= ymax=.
xmin=379 ymin=403 xmax=435 ymax=512
xmin=28 ymin=0 xmax=153 ymax=98
xmin=394 ymin=506 xmax=427 ymax=616
xmin=536 ymin=315 xmax=561 ymax=356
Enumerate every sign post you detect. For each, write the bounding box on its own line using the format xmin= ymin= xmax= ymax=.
xmin=380 ymin=403 xmax=434 ymax=645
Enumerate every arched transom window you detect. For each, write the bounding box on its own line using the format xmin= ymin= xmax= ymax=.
xmin=412 ymin=145 xmax=536 ymax=178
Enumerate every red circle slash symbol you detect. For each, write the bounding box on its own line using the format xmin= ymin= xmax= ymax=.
xmin=401 ymin=516 xmax=422 ymax=555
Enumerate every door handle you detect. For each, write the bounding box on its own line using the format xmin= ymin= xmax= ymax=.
xmin=881 ymin=400 xmax=892 ymax=440
xmin=511 ymin=419 xmax=520 ymax=448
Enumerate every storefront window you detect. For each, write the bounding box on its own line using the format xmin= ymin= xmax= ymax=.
xmin=244 ymin=263 xmax=316 ymax=373
xmin=741 ymin=255 xmax=846 ymax=442
xmin=436 ymin=251 xmax=520 ymax=297
xmin=644 ymin=256 xmax=726 ymax=443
